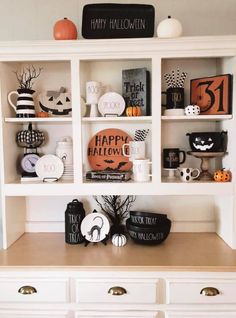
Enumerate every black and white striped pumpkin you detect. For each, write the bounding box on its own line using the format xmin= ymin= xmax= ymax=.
xmin=112 ymin=234 xmax=127 ymax=247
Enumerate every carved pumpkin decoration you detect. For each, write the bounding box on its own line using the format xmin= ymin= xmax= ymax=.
xmin=126 ymin=106 xmax=142 ymax=117
xmin=38 ymin=88 xmax=72 ymax=117
xmin=112 ymin=234 xmax=127 ymax=247
xmin=53 ymin=18 xmax=77 ymax=40
xmin=213 ymin=169 xmax=231 ymax=182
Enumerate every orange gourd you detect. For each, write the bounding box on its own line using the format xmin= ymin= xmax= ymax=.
xmin=37 ymin=111 xmax=49 ymax=118
xmin=126 ymin=106 xmax=142 ymax=117
xmin=53 ymin=18 xmax=77 ymax=40
xmin=213 ymin=169 xmax=231 ymax=182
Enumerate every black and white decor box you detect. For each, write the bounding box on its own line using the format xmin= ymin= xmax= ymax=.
xmin=82 ymin=4 xmax=155 ymax=39
xmin=122 ymin=67 xmax=151 ymax=116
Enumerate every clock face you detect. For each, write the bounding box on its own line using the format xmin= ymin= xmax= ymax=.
xmin=21 ymin=154 xmax=40 ymax=173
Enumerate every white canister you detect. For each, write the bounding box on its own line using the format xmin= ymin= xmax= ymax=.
xmin=132 ymin=158 xmax=152 ymax=182
xmin=56 ymin=136 xmax=73 ymax=165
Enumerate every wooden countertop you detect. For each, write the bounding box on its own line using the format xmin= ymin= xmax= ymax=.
xmin=0 ymin=233 xmax=236 ymax=271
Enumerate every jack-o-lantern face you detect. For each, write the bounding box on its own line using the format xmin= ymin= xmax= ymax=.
xmin=214 ymin=169 xmax=231 ymax=182
xmin=193 ymin=137 xmax=214 ymax=151
xmin=38 ymin=91 xmax=72 ymax=116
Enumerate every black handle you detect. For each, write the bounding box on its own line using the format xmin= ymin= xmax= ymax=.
xmin=161 ymin=91 xmax=167 ymax=107
xmin=179 ymin=150 xmax=186 ymax=164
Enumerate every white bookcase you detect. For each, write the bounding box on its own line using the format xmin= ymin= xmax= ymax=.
xmin=0 ymin=36 xmax=236 ymax=251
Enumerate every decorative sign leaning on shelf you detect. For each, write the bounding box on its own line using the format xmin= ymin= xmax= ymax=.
xmin=122 ymin=68 xmax=151 ymax=116
xmin=190 ymin=74 xmax=232 ymax=115
xmin=82 ymin=3 xmax=155 ymax=39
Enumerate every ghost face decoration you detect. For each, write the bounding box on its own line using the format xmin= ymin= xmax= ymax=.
xmin=38 ymin=90 xmax=72 ymax=116
xmin=187 ymin=131 xmax=227 ymax=153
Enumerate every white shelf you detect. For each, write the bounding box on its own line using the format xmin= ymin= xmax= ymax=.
xmin=4 ymin=180 xmax=233 ymax=196
xmin=82 ymin=116 xmax=152 ymax=123
xmin=4 ymin=117 xmax=72 ymax=124
xmin=161 ymin=114 xmax=233 ymax=121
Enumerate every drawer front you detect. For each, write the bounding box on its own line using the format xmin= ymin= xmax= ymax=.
xmin=76 ymin=312 xmax=158 ymax=318
xmin=167 ymin=279 xmax=236 ymax=304
xmin=166 ymin=312 xmax=236 ymax=318
xmin=0 ymin=278 xmax=69 ymax=303
xmin=75 ymin=280 xmax=157 ymax=303
xmin=0 ymin=311 xmax=69 ymax=318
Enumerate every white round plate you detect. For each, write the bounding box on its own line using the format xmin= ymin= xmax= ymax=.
xmin=35 ymin=154 xmax=64 ymax=182
xmin=98 ymin=92 xmax=125 ymax=117
xmin=81 ymin=212 xmax=110 ymax=243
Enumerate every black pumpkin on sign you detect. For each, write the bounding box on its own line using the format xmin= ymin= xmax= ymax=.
xmin=186 ymin=131 xmax=227 ymax=152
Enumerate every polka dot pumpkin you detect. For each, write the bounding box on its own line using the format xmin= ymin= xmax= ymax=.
xmin=213 ymin=169 xmax=231 ymax=182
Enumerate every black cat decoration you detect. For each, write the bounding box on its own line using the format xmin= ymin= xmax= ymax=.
xmin=80 ymin=211 xmax=110 ymax=246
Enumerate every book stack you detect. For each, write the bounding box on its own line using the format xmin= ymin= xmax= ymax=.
xmin=86 ymin=170 xmax=132 ymax=182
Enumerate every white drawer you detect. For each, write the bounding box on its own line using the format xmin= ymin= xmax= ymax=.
xmin=166 ymin=312 xmax=236 ymax=318
xmin=76 ymin=312 xmax=158 ymax=318
xmin=0 ymin=313 xmax=69 ymax=318
xmin=0 ymin=278 xmax=69 ymax=303
xmin=75 ymin=279 xmax=158 ymax=303
xmin=167 ymin=279 xmax=236 ymax=304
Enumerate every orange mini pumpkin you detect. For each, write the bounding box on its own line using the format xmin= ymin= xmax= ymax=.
xmin=213 ymin=169 xmax=231 ymax=182
xmin=53 ymin=18 xmax=77 ymax=40
xmin=37 ymin=111 xmax=49 ymax=118
xmin=126 ymin=106 xmax=142 ymax=117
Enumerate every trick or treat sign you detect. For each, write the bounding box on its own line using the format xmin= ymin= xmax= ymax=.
xmin=87 ymin=128 xmax=132 ymax=171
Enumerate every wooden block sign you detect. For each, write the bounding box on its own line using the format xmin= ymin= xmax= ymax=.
xmin=87 ymin=128 xmax=132 ymax=171
xmin=190 ymin=74 xmax=232 ymax=115
xmin=82 ymin=4 xmax=155 ymax=39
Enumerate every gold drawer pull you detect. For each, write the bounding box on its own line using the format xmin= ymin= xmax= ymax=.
xmin=200 ymin=287 xmax=220 ymax=296
xmin=108 ymin=286 xmax=127 ymax=296
xmin=18 ymin=286 xmax=37 ymax=295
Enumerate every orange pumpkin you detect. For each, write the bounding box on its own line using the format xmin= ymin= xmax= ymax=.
xmin=213 ymin=169 xmax=231 ymax=182
xmin=37 ymin=111 xmax=49 ymax=118
xmin=126 ymin=106 xmax=142 ymax=117
xmin=53 ymin=18 xmax=77 ymax=40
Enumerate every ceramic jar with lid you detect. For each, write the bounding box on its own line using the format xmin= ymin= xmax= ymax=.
xmin=55 ymin=136 xmax=73 ymax=165
xmin=65 ymin=199 xmax=86 ymax=244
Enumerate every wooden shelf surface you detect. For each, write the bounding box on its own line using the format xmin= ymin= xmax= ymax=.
xmin=1 ymin=233 xmax=236 ymax=271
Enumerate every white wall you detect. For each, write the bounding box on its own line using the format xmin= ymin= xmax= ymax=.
xmin=0 ymin=0 xmax=236 ymax=40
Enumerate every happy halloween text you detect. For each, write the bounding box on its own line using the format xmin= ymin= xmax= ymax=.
xmin=88 ymin=134 xmax=129 ymax=156
xmin=91 ymin=18 xmax=146 ymax=31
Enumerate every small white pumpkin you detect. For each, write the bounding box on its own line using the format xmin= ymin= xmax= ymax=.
xmin=157 ymin=16 xmax=183 ymax=38
xmin=112 ymin=234 xmax=127 ymax=247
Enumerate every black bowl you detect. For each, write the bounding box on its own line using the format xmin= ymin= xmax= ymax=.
xmin=126 ymin=218 xmax=171 ymax=245
xmin=186 ymin=131 xmax=227 ymax=152
xmin=129 ymin=211 xmax=167 ymax=227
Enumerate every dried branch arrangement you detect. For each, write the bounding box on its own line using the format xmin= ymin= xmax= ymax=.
xmin=13 ymin=65 xmax=43 ymax=90
xmin=94 ymin=195 xmax=136 ymax=234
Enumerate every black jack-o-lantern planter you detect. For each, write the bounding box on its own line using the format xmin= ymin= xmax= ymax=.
xmin=186 ymin=131 xmax=227 ymax=152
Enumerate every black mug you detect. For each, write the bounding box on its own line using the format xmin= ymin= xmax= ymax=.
xmin=163 ymin=148 xmax=186 ymax=169
xmin=162 ymin=87 xmax=185 ymax=109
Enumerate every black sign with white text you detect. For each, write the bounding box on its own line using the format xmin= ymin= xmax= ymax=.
xmin=82 ymin=4 xmax=155 ymax=39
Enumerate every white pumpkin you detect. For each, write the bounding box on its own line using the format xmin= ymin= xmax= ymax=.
xmin=157 ymin=16 xmax=183 ymax=38
xmin=112 ymin=234 xmax=127 ymax=247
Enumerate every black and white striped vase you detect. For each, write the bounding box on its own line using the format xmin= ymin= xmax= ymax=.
xmin=8 ymin=88 xmax=36 ymax=118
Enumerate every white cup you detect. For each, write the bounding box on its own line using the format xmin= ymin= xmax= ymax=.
xmin=86 ymin=81 xmax=102 ymax=105
xmin=177 ymin=167 xmax=200 ymax=182
xmin=132 ymin=158 xmax=152 ymax=182
xmin=122 ymin=141 xmax=146 ymax=162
